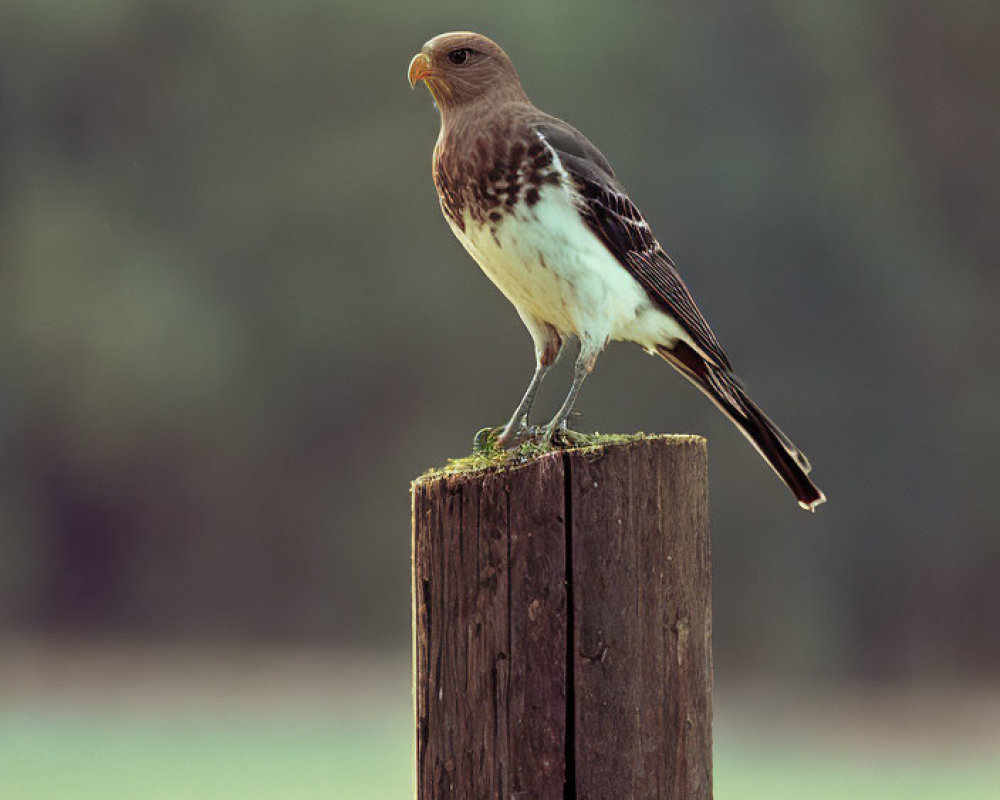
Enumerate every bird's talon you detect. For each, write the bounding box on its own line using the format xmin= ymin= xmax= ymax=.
xmin=498 ymin=423 xmax=543 ymax=450
xmin=548 ymin=426 xmax=589 ymax=448
xmin=473 ymin=426 xmax=503 ymax=453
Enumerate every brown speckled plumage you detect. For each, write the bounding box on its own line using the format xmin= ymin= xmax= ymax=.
xmin=432 ymin=115 xmax=559 ymax=237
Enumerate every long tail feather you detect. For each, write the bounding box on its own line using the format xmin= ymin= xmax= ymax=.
xmin=657 ymin=342 xmax=826 ymax=511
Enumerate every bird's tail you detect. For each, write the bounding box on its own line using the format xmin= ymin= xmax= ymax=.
xmin=657 ymin=342 xmax=826 ymax=511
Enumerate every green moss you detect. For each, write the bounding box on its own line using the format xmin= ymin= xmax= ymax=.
xmin=414 ymin=430 xmax=703 ymax=484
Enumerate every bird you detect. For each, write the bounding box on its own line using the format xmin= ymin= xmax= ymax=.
xmin=408 ymin=31 xmax=826 ymax=511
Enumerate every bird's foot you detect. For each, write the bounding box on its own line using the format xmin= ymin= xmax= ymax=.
xmin=540 ymin=422 xmax=590 ymax=448
xmin=473 ymin=424 xmax=541 ymax=453
xmin=472 ymin=426 xmax=503 ymax=453
xmin=475 ymin=422 xmax=588 ymax=454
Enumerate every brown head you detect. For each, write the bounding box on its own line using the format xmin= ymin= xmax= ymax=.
xmin=407 ymin=32 xmax=529 ymax=112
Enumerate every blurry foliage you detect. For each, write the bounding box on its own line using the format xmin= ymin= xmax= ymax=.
xmin=0 ymin=0 xmax=997 ymax=678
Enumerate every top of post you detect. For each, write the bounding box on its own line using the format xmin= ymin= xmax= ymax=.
xmin=412 ymin=432 xmax=706 ymax=488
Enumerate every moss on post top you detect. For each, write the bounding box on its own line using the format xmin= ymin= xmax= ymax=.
xmin=413 ymin=432 xmax=706 ymax=486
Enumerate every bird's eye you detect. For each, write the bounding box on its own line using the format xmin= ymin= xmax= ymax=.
xmin=447 ymin=48 xmax=473 ymax=65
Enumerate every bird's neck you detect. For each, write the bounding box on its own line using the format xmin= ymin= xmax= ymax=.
xmin=437 ymin=87 xmax=532 ymax=132
xmin=431 ymin=99 xmax=542 ymax=233
xmin=435 ymin=97 xmax=535 ymax=164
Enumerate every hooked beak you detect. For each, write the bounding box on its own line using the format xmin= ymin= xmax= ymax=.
xmin=408 ymin=52 xmax=432 ymax=88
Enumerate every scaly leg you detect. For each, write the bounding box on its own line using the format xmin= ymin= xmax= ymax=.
xmin=497 ymin=318 xmax=563 ymax=448
xmin=541 ymin=336 xmax=602 ymax=442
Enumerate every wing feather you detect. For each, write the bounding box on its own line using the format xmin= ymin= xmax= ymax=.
xmin=533 ymin=119 xmax=733 ymax=371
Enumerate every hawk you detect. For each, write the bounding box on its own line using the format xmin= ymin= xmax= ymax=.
xmin=408 ymin=31 xmax=825 ymax=511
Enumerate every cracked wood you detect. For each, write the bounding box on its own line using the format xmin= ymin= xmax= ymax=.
xmin=412 ymin=435 xmax=712 ymax=799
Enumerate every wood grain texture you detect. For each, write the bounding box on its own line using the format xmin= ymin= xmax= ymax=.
xmin=568 ymin=437 xmax=712 ymax=800
xmin=412 ymin=435 xmax=712 ymax=800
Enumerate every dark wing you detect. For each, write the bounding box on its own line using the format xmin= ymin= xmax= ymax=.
xmin=533 ymin=119 xmax=733 ymax=371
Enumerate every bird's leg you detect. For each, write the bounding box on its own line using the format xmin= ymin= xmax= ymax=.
xmin=540 ymin=337 xmax=602 ymax=443
xmin=497 ymin=322 xmax=563 ymax=448
xmin=496 ymin=362 xmax=549 ymax=447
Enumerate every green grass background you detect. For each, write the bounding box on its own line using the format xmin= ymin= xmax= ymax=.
xmin=3 ymin=706 xmax=998 ymax=800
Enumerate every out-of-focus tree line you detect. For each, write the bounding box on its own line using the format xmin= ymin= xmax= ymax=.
xmin=0 ymin=0 xmax=996 ymax=681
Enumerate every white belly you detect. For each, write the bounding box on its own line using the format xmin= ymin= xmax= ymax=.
xmin=448 ymin=185 xmax=686 ymax=348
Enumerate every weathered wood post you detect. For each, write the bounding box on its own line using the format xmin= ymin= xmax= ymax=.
xmin=411 ymin=435 xmax=712 ymax=800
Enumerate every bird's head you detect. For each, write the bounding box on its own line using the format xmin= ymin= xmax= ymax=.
xmin=407 ymin=32 xmax=527 ymax=112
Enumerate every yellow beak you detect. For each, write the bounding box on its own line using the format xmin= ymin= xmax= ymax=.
xmin=408 ymin=52 xmax=432 ymax=88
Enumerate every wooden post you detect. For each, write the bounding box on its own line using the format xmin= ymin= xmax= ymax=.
xmin=411 ymin=435 xmax=712 ymax=800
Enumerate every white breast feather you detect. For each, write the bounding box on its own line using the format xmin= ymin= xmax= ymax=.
xmin=447 ymin=142 xmax=687 ymax=350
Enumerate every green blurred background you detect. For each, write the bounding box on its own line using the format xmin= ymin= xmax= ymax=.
xmin=1 ymin=0 xmax=998 ymax=797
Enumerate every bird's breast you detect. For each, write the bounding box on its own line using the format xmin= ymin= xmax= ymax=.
xmin=449 ymin=180 xmax=660 ymax=343
xmin=433 ymin=127 xmax=561 ymax=233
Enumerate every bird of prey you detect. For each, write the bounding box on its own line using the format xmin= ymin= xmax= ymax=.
xmin=408 ymin=31 xmax=825 ymax=511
